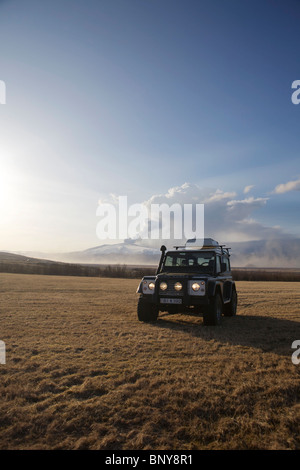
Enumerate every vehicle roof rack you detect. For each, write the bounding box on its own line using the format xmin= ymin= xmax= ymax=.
xmin=185 ymin=238 xmax=219 ymax=249
xmin=220 ymin=245 xmax=231 ymax=256
xmin=173 ymin=239 xmax=231 ymax=255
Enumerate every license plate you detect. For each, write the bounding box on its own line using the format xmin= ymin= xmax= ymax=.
xmin=160 ymin=298 xmax=182 ymax=304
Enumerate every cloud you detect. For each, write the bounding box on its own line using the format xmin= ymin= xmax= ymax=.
xmin=95 ymin=182 xmax=298 ymax=265
xmin=273 ymin=179 xmax=300 ymax=194
xmin=138 ymin=183 xmax=288 ymax=245
xmin=204 ymin=189 xmax=237 ymax=202
xmin=98 ymin=193 xmax=120 ymax=205
xmin=226 ymin=196 xmax=268 ymax=220
xmin=96 ymin=182 xmax=294 ymax=247
xmin=243 ymin=185 xmax=254 ymax=194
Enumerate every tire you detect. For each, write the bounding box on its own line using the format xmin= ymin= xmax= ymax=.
xmin=137 ymin=297 xmax=158 ymax=322
xmin=223 ymin=289 xmax=237 ymax=317
xmin=203 ymin=293 xmax=222 ymax=326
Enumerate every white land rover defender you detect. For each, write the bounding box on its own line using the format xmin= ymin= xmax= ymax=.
xmin=136 ymin=238 xmax=238 ymax=326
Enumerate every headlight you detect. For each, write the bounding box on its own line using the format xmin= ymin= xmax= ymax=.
xmin=148 ymin=282 xmax=155 ymax=290
xmin=174 ymin=282 xmax=182 ymax=291
xmin=192 ymin=282 xmax=200 ymax=291
xmin=160 ymin=282 xmax=168 ymax=291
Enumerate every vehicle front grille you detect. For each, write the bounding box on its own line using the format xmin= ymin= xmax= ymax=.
xmin=160 ymin=279 xmax=185 ymax=296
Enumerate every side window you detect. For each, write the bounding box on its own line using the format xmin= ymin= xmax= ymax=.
xmin=222 ymin=256 xmax=230 ymax=272
xmin=165 ymin=256 xmax=174 ymax=266
xmin=216 ymin=256 xmax=221 ymax=273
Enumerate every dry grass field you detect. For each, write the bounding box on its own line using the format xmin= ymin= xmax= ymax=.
xmin=0 ymin=273 xmax=299 ymax=450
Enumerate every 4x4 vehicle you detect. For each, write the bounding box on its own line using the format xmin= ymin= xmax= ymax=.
xmin=137 ymin=238 xmax=237 ymax=326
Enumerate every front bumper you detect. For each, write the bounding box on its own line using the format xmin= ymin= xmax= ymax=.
xmin=141 ymin=292 xmax=210 ymax=308
xmin=138 ymin=275 xmax=211 ymax=309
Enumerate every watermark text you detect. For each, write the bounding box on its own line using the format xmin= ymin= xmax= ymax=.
xmin=0 ymin=341 xmax=5 ymax=364
xmin=291 ymin=80 xmax=300 ymax=105
xmin=0 ymin=80 xmax=6 ymax=104
xmin=96 ymin=196 xmax=204 ymax=240
xmin=291 ymin=340 xmax=300 ymax=365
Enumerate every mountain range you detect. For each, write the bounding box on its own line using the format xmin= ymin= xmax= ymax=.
xmin=10 ymin=238 xmax=300 ymax=268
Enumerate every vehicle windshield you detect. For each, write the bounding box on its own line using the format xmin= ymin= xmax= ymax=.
xmin=161 ymin=251 xmax=215 ymax=274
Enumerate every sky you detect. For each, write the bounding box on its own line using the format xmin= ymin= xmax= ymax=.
xmin=0 ymin=0 xmax=299 ymax=252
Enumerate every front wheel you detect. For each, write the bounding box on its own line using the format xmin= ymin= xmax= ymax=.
xmin=137 ymin=297 xmax=158 ymax=322
xmin=203 ymin=293 xmax=222 ymax=326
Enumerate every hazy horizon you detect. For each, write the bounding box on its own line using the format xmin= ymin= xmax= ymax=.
xmin=2 ymin=237 xmax=300 ymax=270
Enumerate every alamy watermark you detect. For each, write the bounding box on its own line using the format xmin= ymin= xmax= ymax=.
xmin=96 ymin=196 xmax=204 ymax=240
xmin=0 ymin=341 xmax=5 ymax=365
xmin=291 ymin=340 xmax=300 ymax=365
xmin=291 ymin=80 xmax=300 ymax=105
xmin=0 ymin=80 xmax=6 ymax=104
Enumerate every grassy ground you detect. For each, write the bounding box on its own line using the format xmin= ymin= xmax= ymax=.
xmin=0 ymin=273 xmax=299 ymax=450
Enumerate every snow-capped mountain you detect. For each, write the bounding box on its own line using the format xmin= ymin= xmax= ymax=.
xmin=63 ymin=242 xmax=161 ymax=265
xmin=10 ymin=238 xmax=300 ymax=268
